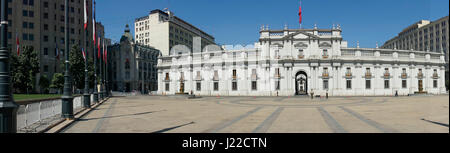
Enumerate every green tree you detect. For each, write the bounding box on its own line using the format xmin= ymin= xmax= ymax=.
xmin=69 ymin=45 xmax=85 ymax=90
xmin=39 ymin=75 xmax=50 ymax=94
xmin=11 ymin=46 xmax=40 ymax=94
xmin=50 ymin=73 xmax=64 ymax=94
xmin=59 ymin=45 xmax=95 ymax=92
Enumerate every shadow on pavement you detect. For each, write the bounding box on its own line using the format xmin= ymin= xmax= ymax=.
xmin=421 ymin=118 xmax=449 ymax=127
xmin=151 ymin=121 xmax=195 ymax=133
xmin=77 ymin=110 xmax=166 ymax=121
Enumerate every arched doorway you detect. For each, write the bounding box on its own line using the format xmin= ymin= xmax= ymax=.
xmin=295 ymin=71 xmax=308 ymax=95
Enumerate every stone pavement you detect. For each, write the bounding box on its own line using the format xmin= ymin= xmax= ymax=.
xmin=61 ymin=95 xmax=449 ymax=133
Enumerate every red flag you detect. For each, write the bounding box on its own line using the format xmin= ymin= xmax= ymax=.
xmin=16 ymin=33 xmax=20 ymax=56
xmin=298 ymin=4 xmax=302 ymax=25
xmin=105 ymin=45 xmax=108 ymax=64
xmin=97 ymin=37 xmax=101 ymax=59
xmin=84 ymin=0 xmax=88 ymax=30
xmin=82 ymin=48 xmax=86 ymax=61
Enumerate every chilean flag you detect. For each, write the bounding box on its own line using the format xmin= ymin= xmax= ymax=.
xmin=298 ymin=2 xmax=302 ymax=25
xmin=84 ymin=0 xmax=88 ymax=30
xmin=82 ymin=48 xmax=86 ymax=61
xmin=16 ymin=33 xmax=20 ymax=56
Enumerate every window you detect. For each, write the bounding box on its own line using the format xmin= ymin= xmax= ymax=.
xmin=196 ymin=82 xmax=201 ymax=91
xmin=433 ymin=80 xmax=438 ymax=88
xmin=232 ymin=69 xmax=237 ymax=79
xmin=232 ymin=82 xmax=237 ymax=91
xmin=22 ymin=10 xmax=28 ymax=16
xmin=213 ymin=70 xmax=219 ymax=81
xmin=44 ymin=48 xmax=48 ymax=55
xmin=44 ymin=65 xmax=48 ymax=72
xmin=366 ymin=80 xmax=371 ymax=89
xmin=346 ymin=80 xmax=352 ymax=89
xmin=275 ymin=81 xmax=280 ymax=90
xmin=402 ymin=80 xmax=407 ymax=89
xmin=252 ymin=81 xmax=257 ymax=91
xmin=275 ymin=68 xmax=280 ymax=78
xmin=214 ymin=82 xmax=219 ymax=91
xmin=298 ymin=49 xmax=304 ymax=58
xmin=384 ymin=80 xmax=390 ymax=89
xmin=323 ymin=80 xmax=329 ymax=90
xmin=165 ymin=83 xmax=169 ymax=91
xmin=275 ymin=50 xmax=280 ymax=59
xmin=323 ymin=49 xmax=328 ymax=57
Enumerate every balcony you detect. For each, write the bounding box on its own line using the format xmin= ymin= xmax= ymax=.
xmin=383 ymin=73 xmax=391 ymax=79
xmin=274 ymin=73 xmax=281 ymax=78
xmin=433 ymin=73 xmax=439 ymax=79
xmin=322 ymin=72 xmax=329 ymax=78
xmin=345 ymin=72 xmax=352 ymax=77
xmin=164 ymin=77 xmax=170 ymax=81
xmin=418 ymin=72 xmax=424 ymax=79
xmin=213 ymin=75 xmax=219 ymax=81
xmin=323 ymin=55 xmax=329 ymax=59
xmin=401 ymin=73 xmax=407 ymax=79
xmin=232 ymin=75 xmax=237 ymax=80
xmin=365 ymin=72 xmax=372 ymax=78
xmin=195 ymin=75 xmax=202 ymax=81
xmin=298 ymin=55 xmax=304 ymax=59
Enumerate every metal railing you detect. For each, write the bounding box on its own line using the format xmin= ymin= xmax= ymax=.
xmin=16 ymin=95 xmax=93 ymax=132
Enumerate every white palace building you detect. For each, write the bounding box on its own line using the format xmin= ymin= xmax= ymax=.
xmin=157 ymin=25 xmax=447 ymax=96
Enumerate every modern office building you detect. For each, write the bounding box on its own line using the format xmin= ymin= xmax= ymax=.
xmin=134 ymin=9 xmax=215 ymax=56
xmin=3 ymin=0 xmax=108 ymax=91
xmin=110 ymin=25 xmax=160 ymax=93
xmin=158 ymin=25 xmax=447 ymax=96
xmin=382 ymin=17 xmax=449 ymax=62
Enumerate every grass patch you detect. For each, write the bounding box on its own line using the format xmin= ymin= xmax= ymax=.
xmin=14 ymin=94 xmax=62 ymax=102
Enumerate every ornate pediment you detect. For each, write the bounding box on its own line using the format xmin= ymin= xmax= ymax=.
xmin=319 ymin=42 xmax=332 ymax=48
xmin=294 ymin=42 xmax=308 ymax=48
xmin=284 ymin=31 xmax=320 ymax=39
xmin=270 ymin=42 xmax=284 ymax=48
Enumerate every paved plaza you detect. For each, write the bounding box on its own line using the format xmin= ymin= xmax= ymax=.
xmin=62 ymin=95 xmax=449 ymax=133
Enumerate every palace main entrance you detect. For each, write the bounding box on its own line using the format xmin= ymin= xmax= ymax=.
xmin=295 ymin=71 xmax=308 ymax=95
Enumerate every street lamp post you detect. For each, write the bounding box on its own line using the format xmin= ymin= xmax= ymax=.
xmin=92 ymin=2 xmax=98 ymax=104
xmin=99 ymin=44 xmax=103 ymax=100
xmin=104 ymin=48 xmax=108 ymax=97
xmin=61 ymin=0 xmax=74 ymax=120
xmin=0 ymin=0 xmax=18 ymax=133
xmin=83 ymin=24 xmax=90 ymax=108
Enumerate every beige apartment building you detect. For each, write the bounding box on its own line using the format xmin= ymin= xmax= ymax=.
xmin=382 ymin=16 xmax=449 ymax=64
xmin=3 ymin=0 xmax=108 ymax=92
xmin=134 ymin=9 xmax=215 ymax=56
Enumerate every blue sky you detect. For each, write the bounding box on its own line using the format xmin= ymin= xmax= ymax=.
xmin=96 ymin=0 xmax=449 ymax=48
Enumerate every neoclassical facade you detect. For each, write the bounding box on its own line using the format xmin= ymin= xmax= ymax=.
xmin=157 ymin=25 xmax=447 ymax=96
xmin=110 ymin=25 xmax=161 ymax=93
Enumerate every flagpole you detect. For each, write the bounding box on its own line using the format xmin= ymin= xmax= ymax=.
xmin=93 ymin=0 xmax=99 ymax=103
xmin=99 ymin=36 xmax=103 ymax=100
xmin=83 ymin=0 xmax=91 ymax=108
